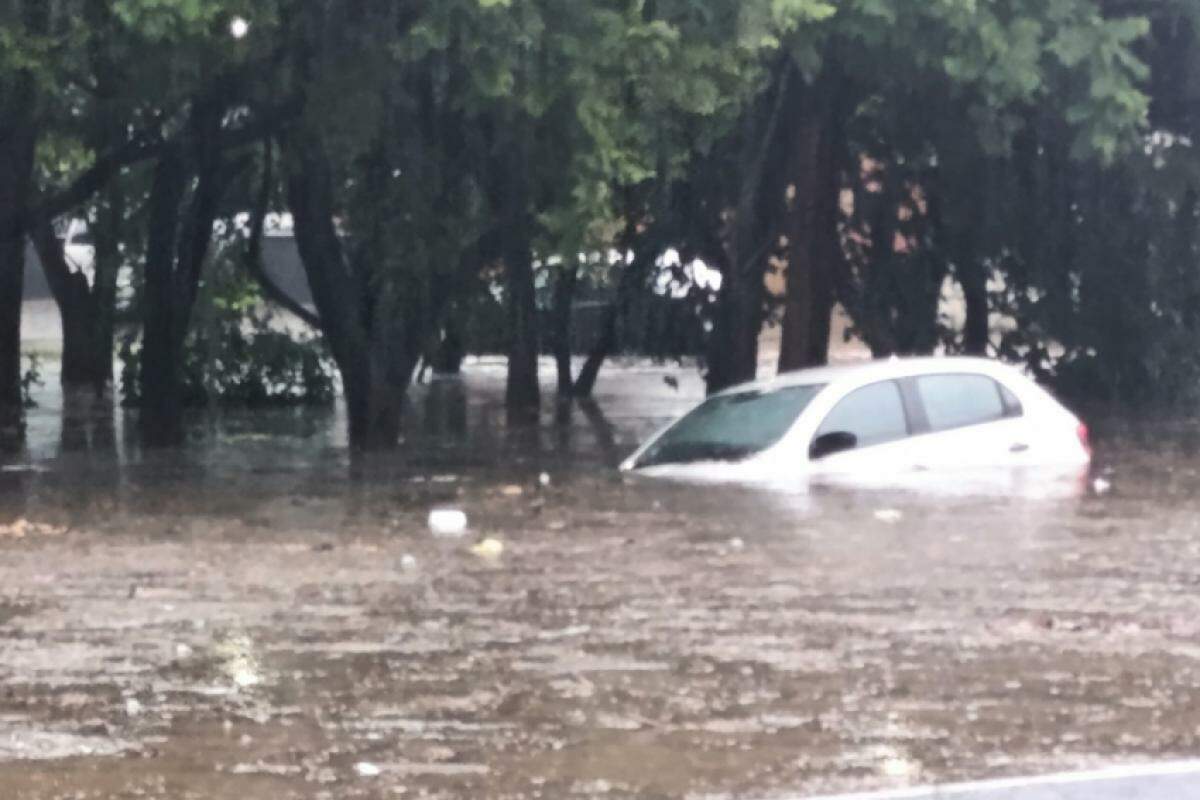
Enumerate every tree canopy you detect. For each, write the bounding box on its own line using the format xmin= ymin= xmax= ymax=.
xmin=1 ymin=0 xmax=1197 ymax=449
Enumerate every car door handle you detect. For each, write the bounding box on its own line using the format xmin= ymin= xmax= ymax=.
xmin=1010 ymin=443 xmax=1030 ymax=453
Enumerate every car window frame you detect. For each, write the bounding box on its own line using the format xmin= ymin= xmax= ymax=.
xmin=809 ymin=378 xmax=914 ymax=457
xmin=901 ymin=372 xmax=1024 ymax=436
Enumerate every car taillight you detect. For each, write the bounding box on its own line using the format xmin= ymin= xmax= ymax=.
xmin=1077 ymin=422 xmax=1092 ymax=456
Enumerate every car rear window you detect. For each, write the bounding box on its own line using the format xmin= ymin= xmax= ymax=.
xmin=636 ymin=384 xmax=823 ymax=468
xmin=916 ymin=374 xmax=1009 ymax=431
xmin=815 ymin=380 xmax=909 ymax=448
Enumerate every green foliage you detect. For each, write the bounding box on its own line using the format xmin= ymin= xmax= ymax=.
xmin=119 ymin=239 xmax=337 ymax=409
xmin=9 ymin=0 xmax=1199 ymax=419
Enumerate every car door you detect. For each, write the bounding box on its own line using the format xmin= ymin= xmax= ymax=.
xmin=900 ymin=373 xmax=1032 ymax=469
xmin=806 ymin=379 xmax=921 ymax=475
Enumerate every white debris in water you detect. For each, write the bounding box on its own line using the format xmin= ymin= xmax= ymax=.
xmin=355 ymin=761 xmax=382 ymax=778
xmin=232 ymin=666 xmax=261 ymax=688
xmin=874 ymin=509 xmax=904 ymax=524
xmin=400 ymin=554 xmax=418 ymax=571
xmin=881 ymin=755 xmax=920 ymax=778
xmin=728 ymin=537 xmax=746 ymax=551
xmin=470 ymin=538 xmax=504 ymax=560
xmin=124 ymin=698 xmax=143 ymax=717
xmin=214 ymin=633 xmax=263 ymax=690
xmin=539 ymin=472 xmax=551 ymax=487
xmin=1093 ymin=477 xmax=1113 ymax=495
xmin=175 ymin=643 xmax=194 ymax=659
xmin=428 ymin=509 xmax=468 ymax=537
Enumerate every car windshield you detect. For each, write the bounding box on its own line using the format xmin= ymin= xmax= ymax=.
xmin=636 ymin=384 xmax=824 ymax=468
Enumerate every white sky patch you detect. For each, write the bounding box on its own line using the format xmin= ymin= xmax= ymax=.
xmin=655 ymin=249 xmax=722 ymax=298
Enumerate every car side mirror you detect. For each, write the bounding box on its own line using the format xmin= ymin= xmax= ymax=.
xmin=810 ymin=431 xmax=858 ymax=460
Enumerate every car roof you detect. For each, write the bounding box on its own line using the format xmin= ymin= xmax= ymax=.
xmin=717 ymin=356 xmax=1018 ymax=397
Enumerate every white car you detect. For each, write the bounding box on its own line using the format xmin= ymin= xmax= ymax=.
xmin=621 ymin=357 xmax=1091 ymax=485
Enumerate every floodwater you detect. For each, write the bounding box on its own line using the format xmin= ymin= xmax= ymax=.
xmin=3 ymin=359 xmax=1200 ymax=800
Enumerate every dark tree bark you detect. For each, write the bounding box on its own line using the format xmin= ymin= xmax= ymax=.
xmin=778 ymin=68 xmax=841 ymax=373
xmin=505 ymin=235 xmax=540 ymax=419
xmin=139 ymin=146 xmax=188 ymax=444
xmin=138 ymin=95 xmax=239 ymax=446
xmin=705 ymin=63 xmax=792 ymax=395
xmin=501 ymin=136 xmax=541 ymax=421
xmin=0 ymin=72 xmax=38 ymax=446
xmin=952 ymin=163 xmax=989 ymax=356
xmin=30 ymin=221 xmax=114 ymax=394
xmin=431 ymin=311 xmax=465 ymax=376
xmin=551 ymin=265 xmax=578 ymax=397
xmin=285 ymin=130 xmax=425 ymax=450
xmin=572 ymin=306 xmax=617 ymax=398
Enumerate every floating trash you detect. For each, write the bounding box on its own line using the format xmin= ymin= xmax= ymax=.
xmin=470 ymin=538 xmax=505 ymax=560
xmin=428 ymin=509 xmax=468 ymax=537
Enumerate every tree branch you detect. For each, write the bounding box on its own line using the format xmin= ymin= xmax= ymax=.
xmin=28 ymin=220 xmax=73 ymax=308
xmin=16 ymin=94 xmax=304 ymax=236
xmin=243 ymin=141 xmax=320 ymax=328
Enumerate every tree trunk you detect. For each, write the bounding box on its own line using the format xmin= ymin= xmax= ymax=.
xmin=705 ymin=62 xmax=793 ymax=395
xmin=139 ymin=147 xmax=187 ymax=445
xmin=30 ymin=221 xmax=113 ymax=395
xmin=342 ymin=343 xmax=412 ymax=450
xmin=0 ymin=225 xmax=25 ymax=446
xmin=706 ymin=270 xmax=763 ymax=394
xmin=87 ymin=184 xmax=123 ymax=394
xmin=432 ymin=313 xmax=465 ymax=376
xmin=506 ymin=238 xmax=540 ymax=419
xmin=778 ymin=71 xmax=839 ymax=373
xmin=957 ymin=171 xmax=989 ymax=356
xmin=285 ymin=130 xmax=426 ymax=450
xmin=138 ymin=95 xmax=232 ymax=446
xmin=0 ymin=116 xmax=36 ymax=446
xmin=573 ymin=304 xmax=617 ymax=399
xmin=960 ymin=262 xmax=989 ymax=355
xmin=551 ymin=266 xmax=578 ymax=397
xmin=501 ymin=138 xmax=541 ymax=418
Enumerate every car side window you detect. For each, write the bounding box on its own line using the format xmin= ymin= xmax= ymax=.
xmin=814 ymin=380 xmax=909 ymax=451
xmin=916 ymin=374 xmax=1011 ymax=432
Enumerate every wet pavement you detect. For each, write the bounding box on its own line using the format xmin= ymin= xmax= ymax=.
xmin=3 ymin=362 xmax=1200 ymax=798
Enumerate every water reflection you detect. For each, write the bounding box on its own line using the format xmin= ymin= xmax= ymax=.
xmin=59 ymin=390 xmax=116 ymax=455
xmin=0 ymin=361 xmax=1158 ymax=524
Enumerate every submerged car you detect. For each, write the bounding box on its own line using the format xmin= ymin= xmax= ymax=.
xmin=621 ymin=357 xmax=1091 ymax=484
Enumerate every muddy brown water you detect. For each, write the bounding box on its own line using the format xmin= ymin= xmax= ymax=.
xmin=3 ymin=364 xmax=1200 ymax=799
